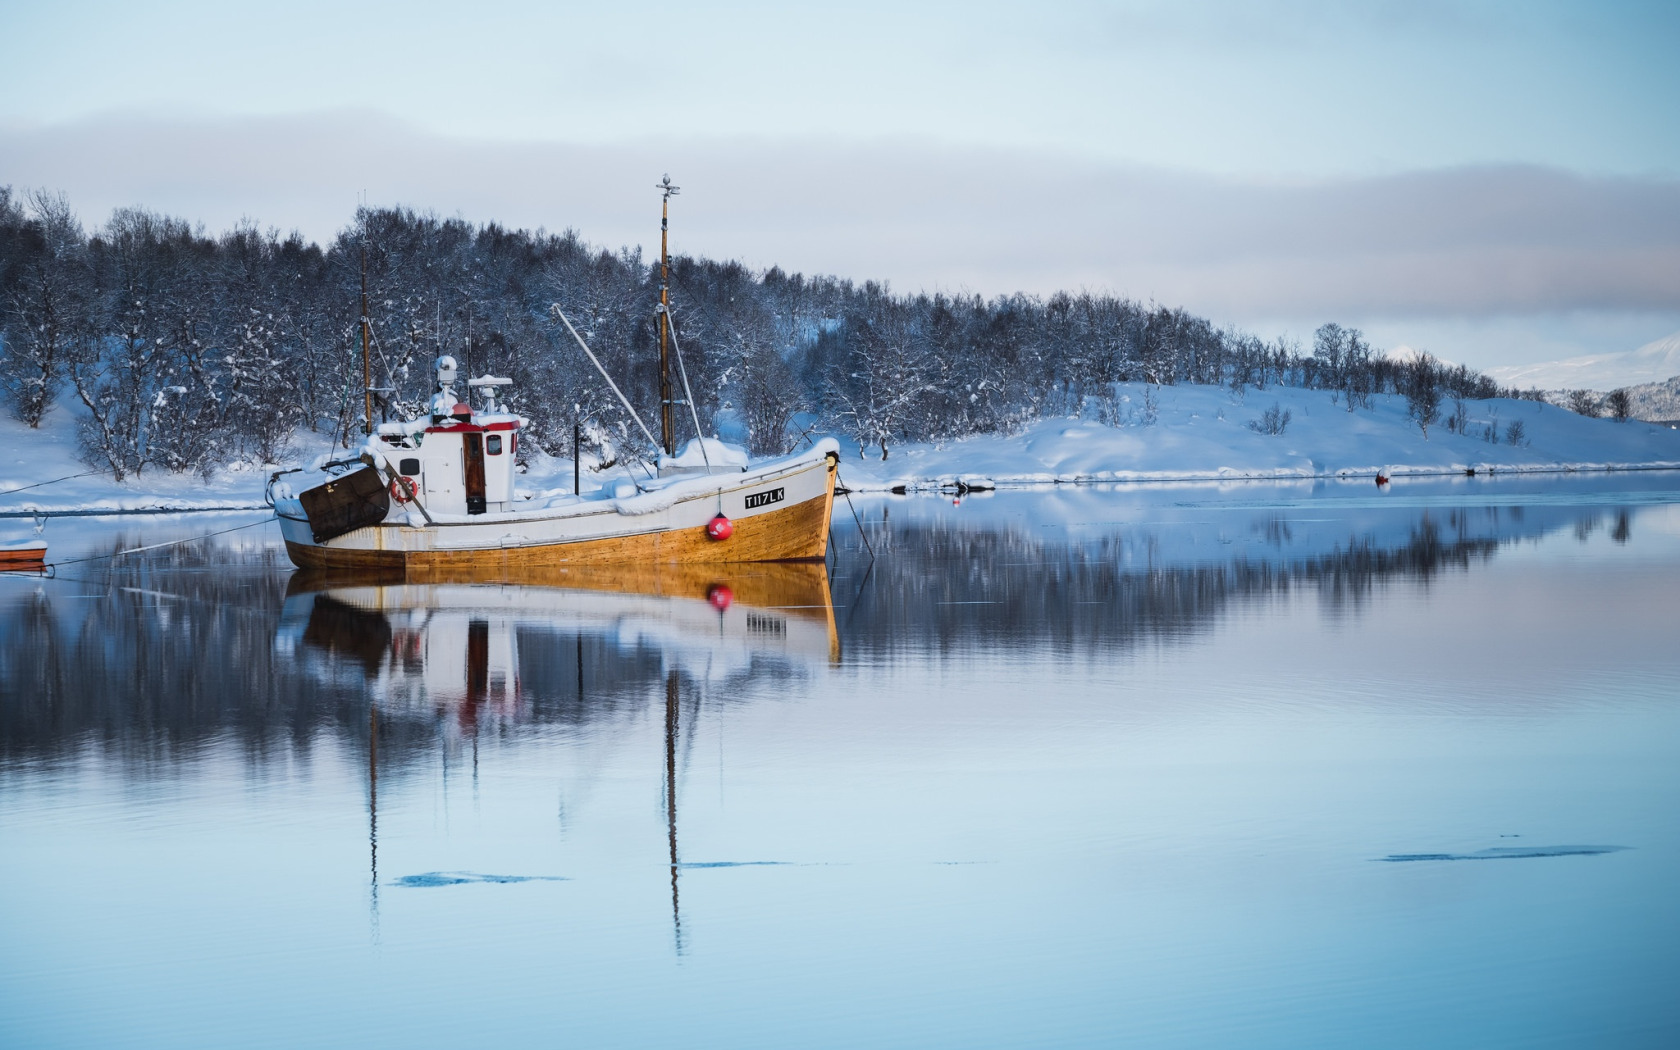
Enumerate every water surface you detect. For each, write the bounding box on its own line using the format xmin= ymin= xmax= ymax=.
xmin=3 ymin=473 xmax=1678 ymax=1048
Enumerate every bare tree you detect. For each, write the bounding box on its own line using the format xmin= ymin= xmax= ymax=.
xmin=0 ymin=190 xmax=93 ymax=426
xmin=1404 ymin=352 xmax=1442 ymax=438
xmin=823 ymin=297 xmax=943 ymax=460
xmin=1567 ymin=389 xmax=1600 ymax=417
xmin=1607 ymin=388 xmax=1632 ymax=422
xmin=1246 ymin=402 xmax=1292 ymax=435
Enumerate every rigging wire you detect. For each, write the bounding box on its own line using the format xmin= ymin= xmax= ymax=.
xmin=659 ymin=306 xmax=712 ymax=472
xmin=551 ymin=306 xmax=661 ymax=453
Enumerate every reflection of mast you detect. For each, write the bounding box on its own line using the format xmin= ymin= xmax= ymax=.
xmin=369 ymin=701 xmax=380 ymax=940
xmin=665 ymin=668 xmax=684 ymax=955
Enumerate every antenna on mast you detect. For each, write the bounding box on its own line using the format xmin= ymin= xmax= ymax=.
xmin=656 ymin=174 xmax=680 ymax=457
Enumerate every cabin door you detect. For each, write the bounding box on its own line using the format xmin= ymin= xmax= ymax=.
xmin=463 ymin=433 xmax=487 ymax=514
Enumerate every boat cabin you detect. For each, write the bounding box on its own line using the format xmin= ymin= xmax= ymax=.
xmin=372 ymin=356 xmax=524 ymax=516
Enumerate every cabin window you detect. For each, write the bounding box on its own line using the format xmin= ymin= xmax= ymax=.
xmin=399 ymin=457 xmax=421 ymax=475
xmin=486 ymin=435 xmax=503 ymax=455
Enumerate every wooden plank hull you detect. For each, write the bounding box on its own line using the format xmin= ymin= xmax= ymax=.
xmin=279 ymin=447 xmax=837 ymax=571
xmin=0 ymin=546 xmax=47 ymax=570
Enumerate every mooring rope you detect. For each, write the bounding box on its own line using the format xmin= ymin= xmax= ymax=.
xmin=41 ymin=515 xmax=274 ymax=570
xmin=0 ymin=469 xmax=105 ymax=497
xmin=835 ymin=471 xmax=876 ymax=560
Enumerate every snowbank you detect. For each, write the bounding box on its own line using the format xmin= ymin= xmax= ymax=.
xmin=824 ymin=384 xmax=1680 ymax=492
xmin=0 ymin=404 xmax=321 ymax=517
xmin=658 ymin=436 xmax=750 ymax=472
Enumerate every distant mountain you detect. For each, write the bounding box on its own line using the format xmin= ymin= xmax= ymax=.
xmin=1489 ymin=331 xmax=1680 ymax=392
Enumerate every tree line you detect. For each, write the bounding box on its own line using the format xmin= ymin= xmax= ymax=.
xmin=1 ymin=186 xmax=1557 ymax=478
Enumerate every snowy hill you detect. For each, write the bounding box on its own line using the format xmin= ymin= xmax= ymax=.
xmin=1488 ymin=330 xmax=1680 ymax=392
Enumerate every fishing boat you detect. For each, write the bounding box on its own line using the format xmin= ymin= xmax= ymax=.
xmin=270 ymin=177 xmax=839 ymax=572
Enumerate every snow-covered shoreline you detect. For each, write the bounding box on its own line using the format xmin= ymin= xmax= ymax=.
xmin=827 ymin=384 xmax=1680 ymax=493
xmin=4 ymin=382 xmax=1680 ymax=517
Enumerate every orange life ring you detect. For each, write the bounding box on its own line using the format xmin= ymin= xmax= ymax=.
xmin=389 ymin=476 xmax=417 ymax=503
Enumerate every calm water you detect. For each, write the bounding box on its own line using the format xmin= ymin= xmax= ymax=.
xmin=3 ymin=474 xmax=1680 ymax=1048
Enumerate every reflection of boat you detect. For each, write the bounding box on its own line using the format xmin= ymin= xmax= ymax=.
xmin=270 ymin=177 xmax=838 ymax=571
xmin=274 ymin=560 xmax=837 ymax=949
xmin=276 ymin=561 xmax=841 ymax=719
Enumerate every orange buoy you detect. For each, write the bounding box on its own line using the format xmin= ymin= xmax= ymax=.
xmin=389 ymin=476 xmax=417 ymax=503
xmin=706 ymin=513 xmax=733 ymax=541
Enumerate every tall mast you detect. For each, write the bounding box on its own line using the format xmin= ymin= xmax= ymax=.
xmin=360 ymin=239 xmax=373 ymax=437
xmin=657 ymin=174 xmax=680 ymax=457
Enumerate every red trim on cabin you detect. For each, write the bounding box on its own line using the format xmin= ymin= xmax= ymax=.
xmin=424 ymin=420 xmax=521 ymax=434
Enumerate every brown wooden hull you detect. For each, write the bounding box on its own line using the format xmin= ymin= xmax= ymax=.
xmin=0 ymin=547 xmax=47 ymax=570
xmin=282 ymin=461 xmax=836 ymax=571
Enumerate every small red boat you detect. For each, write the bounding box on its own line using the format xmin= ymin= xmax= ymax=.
xmin=0 ymin=542 xmax=47 ymax=571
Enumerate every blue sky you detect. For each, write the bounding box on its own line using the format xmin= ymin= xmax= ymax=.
xmin=2 ymin=0 xmax=1677 ymax=371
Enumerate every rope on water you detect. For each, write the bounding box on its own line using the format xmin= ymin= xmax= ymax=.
xmin=43 ymin=516 xmax=274 ymax=570
xmin=835 ymin=471 xmax=875 ymax=560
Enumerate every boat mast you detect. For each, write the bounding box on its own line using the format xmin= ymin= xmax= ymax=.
xmin=657 ymin=174 xmax=680 ymax=457
xmin=360 ymin=239 xmax=373 ymax=436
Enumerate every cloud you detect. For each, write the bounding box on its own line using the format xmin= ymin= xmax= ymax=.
xmin=3 ymin=111 xmax=1677 ymax=324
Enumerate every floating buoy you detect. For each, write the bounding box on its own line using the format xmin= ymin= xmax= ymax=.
xmin=706 ymin=513 xmax=734 ymax=541
xmin=707 ymin=583 xmax=734 ymax=611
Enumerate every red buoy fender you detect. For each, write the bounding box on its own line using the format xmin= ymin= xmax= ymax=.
xmin=706 ymin=513 xmax=734 ymax=541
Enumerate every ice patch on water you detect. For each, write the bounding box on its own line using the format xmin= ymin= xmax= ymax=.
xmin=678 ymin=861 xmax=793 ymax=869
xmin=1378 ymin=845 xmax=1629 ymax=862
xmin=392 ymin=871 xmax=570 ymax=887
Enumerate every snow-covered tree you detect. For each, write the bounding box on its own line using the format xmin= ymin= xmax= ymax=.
xmin=0 ymin=190 xmax=94 ymax=427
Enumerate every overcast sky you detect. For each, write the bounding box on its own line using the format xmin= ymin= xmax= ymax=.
xmin=2 ymin=0 xmax=1677 ymax=369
